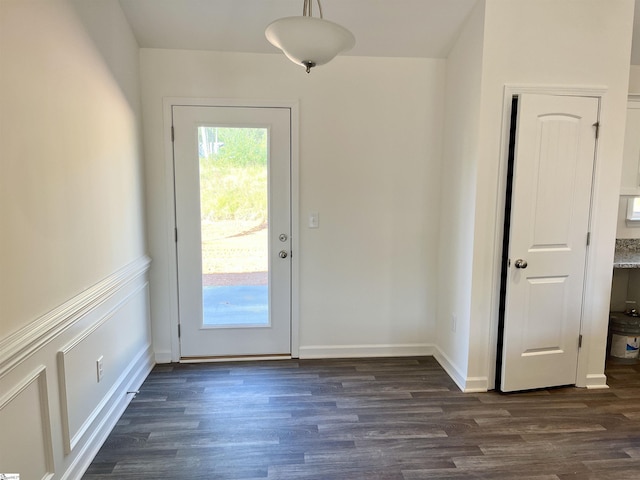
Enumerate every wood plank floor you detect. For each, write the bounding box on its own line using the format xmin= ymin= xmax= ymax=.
xmin=83 ymin=357 xmax=640 ymax=479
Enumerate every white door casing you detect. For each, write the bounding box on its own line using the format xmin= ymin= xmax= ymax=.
xmin=501 ymin=93 xmax=599 ymax=392
xmin=173 ymin=105 xmax=292 ymax=358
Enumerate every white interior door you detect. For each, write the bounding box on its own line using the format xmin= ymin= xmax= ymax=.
xmin=173 ymin=105 xmax=291 ymax=358
xmin=501 ymin=94 xmax=598 ymax=392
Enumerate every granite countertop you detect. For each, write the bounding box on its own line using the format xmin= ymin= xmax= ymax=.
xmin=614 ymin=239 xmax=640 ymax=268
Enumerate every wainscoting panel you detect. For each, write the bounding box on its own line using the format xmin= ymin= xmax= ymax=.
xmin=0 ymin=256 xmax=153 ymax=480
xmin=0 ymin=366 xmax=54 ymax=480
xmin=59 ymin=282 xmax=151 ymax=453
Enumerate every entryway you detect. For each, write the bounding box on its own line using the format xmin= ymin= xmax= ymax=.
xmin=172 ymin=104 xmax=293 ymax=359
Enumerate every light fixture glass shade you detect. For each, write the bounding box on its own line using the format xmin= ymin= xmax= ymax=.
xmin=265 ymin=16 xmax=355 ymax=71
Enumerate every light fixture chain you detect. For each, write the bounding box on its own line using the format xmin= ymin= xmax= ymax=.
xmin=316 ymin=0 xmax=323 ymax=18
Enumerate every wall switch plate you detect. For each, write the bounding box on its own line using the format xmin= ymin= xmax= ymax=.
xmin=96 ymin=356 xmax=104 ymax=382
xmin=309 ymin=212 xmax=319 ymax=229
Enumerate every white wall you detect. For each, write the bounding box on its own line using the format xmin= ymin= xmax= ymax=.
xmin=616 ymin=196 xmax=640 ymax=239
xmin=630 ymin=65 xmax=640 ymax=92
xmin=610 ymin=66 xmax=640 ymax=311
xmin=617 ymin=65 xmax=640 ymax=238
xmin=0 ymin=0 xmax=146 ymax=335
xmin=0 ymin=1 xmax=152 ymax=478
xmin=140 ymin=50 xmax=445 ymax=360
xmin=436 ymin=0 xmax=486 ymax=390
xmin=466 ymin=0 xmax=635 ymax=389
xmin=616 ymin=74 xmax=640 ymax=239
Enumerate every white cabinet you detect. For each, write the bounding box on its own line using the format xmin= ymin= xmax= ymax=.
xmin=621 ymin=95 xmax=640 ymax=195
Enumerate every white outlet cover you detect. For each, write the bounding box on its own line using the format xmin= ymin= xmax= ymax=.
xmin=96 ymin=356 xmax=104 ymax=382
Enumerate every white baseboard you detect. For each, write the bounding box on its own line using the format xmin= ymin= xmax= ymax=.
xmin=432 ymin=348 xmax=466 ymax=391
xmin=62 ymin=345 xmax=155 ymax=480
xmin=154 ymin=351 xmax=173 ymax=364
xmin=461 ymin=376 xmax=490 ymax=393
xmin=432 ymin=347 xmax=489 ymax=393
xmin=585 ymin=373 xmax=609 ymax=389
xmin=297 ymin=344 xmax=488 ymax=392
xmin=298 ymin=343 xmax=435 ymax=359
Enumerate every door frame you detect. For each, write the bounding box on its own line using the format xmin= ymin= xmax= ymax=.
xmin=162 ymin=97 xmax=300 ymax=362
xmin=489 ymin=84 xmax=607 ymax=389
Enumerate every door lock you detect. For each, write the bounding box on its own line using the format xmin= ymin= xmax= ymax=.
xmin=279 ymin=233 xmax=288 ymax=242
xmin=278 ymin=250 xmax=289 ymax=259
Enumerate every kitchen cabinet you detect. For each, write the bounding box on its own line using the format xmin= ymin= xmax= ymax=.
xmin=621 ymin=95 xmax=640 ymax=194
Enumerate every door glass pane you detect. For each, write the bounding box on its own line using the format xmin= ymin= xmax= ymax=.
xmin=198 ymin=126 xmax=269 ymax=327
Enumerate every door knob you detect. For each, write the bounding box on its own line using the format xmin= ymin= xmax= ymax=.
xmin=514 ymin=259 xmax=528 ymax=269
xmin=278 ymin=250 xmax=288 ymax=259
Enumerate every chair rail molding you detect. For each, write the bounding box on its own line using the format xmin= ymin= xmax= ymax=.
xmin=0 ymin=256 xmax=151 ymax=378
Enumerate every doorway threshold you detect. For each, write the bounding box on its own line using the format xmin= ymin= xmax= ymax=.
xmin=180 ymin=354 xmax=292 ymax=363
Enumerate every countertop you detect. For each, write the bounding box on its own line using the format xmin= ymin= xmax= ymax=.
xmin=614 ymin=239 xmax=640 ymax=269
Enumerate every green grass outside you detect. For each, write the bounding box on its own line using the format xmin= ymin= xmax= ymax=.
xmin=198 ymin=127 xmax=268 ymax=274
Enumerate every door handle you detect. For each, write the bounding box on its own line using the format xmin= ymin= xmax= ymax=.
xmin=279 ymin=250 xmax=289 ymax=259
xmin=514 ymin=259 xmax=528 ymax=269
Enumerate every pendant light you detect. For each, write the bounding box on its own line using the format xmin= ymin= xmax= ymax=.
xmin=265 ymin=0 xmax=355 ymax=73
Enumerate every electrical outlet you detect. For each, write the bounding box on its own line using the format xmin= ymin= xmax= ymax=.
xmin=451 ymin=313 xmax=457 ymax=333
xmin=96 ymin=356 xmax=104 ymax=382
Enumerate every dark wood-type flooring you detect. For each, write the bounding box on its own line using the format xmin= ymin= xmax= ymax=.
xmin=83 ymin=357 xmax=640 ymax=479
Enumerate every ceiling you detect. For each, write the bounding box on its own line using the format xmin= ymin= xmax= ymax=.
xmin=119 ymin=0 xmax=640 ymax=64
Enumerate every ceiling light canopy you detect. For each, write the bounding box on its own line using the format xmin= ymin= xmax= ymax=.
xmin=265 ymin=0 xmax=355 ymax=73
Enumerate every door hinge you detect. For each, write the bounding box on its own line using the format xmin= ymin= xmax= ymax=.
xmin=578 ymin=334 xmax=583 ymax=348
xmin=175 ymin=228 xmax=178 ymax=242
xmin=586 ymin=231 xmax=591 ymax=246
xmin=178 ymin=324 xmax=181 ymax=338
xmin=171 ymin=125 xmax=175 ymax=142
xmin=593 ymin=122 xmax=600 ymax=139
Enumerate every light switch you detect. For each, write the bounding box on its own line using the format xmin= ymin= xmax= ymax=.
xmin=309 ymin=212 xmax=319 ymax=228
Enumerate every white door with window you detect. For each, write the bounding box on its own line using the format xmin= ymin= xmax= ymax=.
xmin=501 ymin=94 xmax=599 ymax=392
xmin=172 ymin=105 xmax=292 ymax=358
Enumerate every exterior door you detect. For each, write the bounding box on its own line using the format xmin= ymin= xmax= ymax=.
xmin=501 ymin=94 xmax=598 ymax=392
xmin=173 ymin=105 xmax=291 ymax=358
